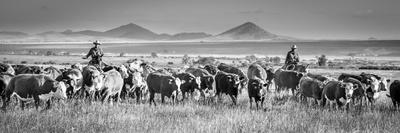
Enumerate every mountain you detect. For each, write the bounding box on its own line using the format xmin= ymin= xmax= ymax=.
xmin=213 ymin=22 xmax=280 ymax=40
xmin=104 ymin=23 xmax=161 ymax=40
xmin=170 ymin=32 xmax=212 ymax=40
xmin=0 ymin=31 xmax=29 ymax=37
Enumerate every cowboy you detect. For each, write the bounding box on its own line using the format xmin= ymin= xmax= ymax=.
xmin=82 ymin=40 xmax=104 ymax=69
xmin=284 ymin=45 xmax=299 ymax=69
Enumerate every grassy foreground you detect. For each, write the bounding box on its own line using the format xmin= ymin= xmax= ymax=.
xmin=1 ymin=90 xmax=399 ymax=133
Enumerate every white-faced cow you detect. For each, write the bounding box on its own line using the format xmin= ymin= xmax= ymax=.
xmin=215 ymin=71 xmax=244 ymax=105
xmin=185 ymin=67 xmax=215 ymax=100
xmin=0 ymin=63 xmax=15 ymax=75
xmin=1 ymin=74 xmax=67 ymax=111
xmin=247 ymin=63 xmax=268 ymax=109
xmin=321 ymin=81 xmax=356 ymax=110
xmin=147 ymin=72 xmax=182 ymax=106
xmin=82 ymin=65 xmax=103 ymax=100
xmin=173 ymin=72 xmax=201 ymax=101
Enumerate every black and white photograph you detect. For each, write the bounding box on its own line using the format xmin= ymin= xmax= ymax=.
xmin=0 ymin=0 xmax=400 ymax=132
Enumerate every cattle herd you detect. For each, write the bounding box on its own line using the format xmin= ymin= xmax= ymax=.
xmin=0 ymin=59 xmax=400 ymax=112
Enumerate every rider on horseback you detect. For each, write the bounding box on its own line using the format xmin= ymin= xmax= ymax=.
xmin=284 ymin=45 xmax=299 ymax=70
xmin=82 ymin=40 xmax=104 ymax=70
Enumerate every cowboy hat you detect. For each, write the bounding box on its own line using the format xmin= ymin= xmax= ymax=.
xmin=93 ymin=40 xmax=101 ymax=45
xmin=291 ymin=45 xmax=297 ymax=49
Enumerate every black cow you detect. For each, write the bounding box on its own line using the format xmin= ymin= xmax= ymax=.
xmin=204 ymin=65 xmax=218 ymax=75
xmin=298 ymin=76 xmax=324 ymax=105
xmin=321 ymin=81 xmax=356 ymax=109
xmin=387 ymin=80 xmax=400 ymax=109
xmin=2 ymin=74 xmax=67 ymax=111
xmin=173 ymin=72 xmax=200 ymax=101
xmin=215 ymin=71 xmax=244 ymax=105
xmin=14 ymin=65 xmax=44 ymax=75
xmin=247 ymin=64 xmax=268 ymax=109
xmin=217 ymin=63 xmax=248 ymax=94
xmin=276 ymin=70 xmax=304 ymax=95
xmin=147 ymin=72 xmax=182 ymax=106
xmin=185 ymin=67 xmax=214 ymax=92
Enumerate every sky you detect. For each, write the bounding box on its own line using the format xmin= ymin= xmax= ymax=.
xmin=0 ymin=0 xmax=399 ymax=40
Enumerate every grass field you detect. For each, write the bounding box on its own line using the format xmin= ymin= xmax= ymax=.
xmin=1 ymin=55 xmax=400 ymax=132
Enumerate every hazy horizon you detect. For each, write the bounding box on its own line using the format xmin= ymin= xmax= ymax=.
xmin=1 ymin=0 xmax=399 ymax=40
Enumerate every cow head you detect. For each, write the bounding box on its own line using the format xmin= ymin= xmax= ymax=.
xmin=117 ymin=65 xmax=129 ymax=79
xmin=340 ymin=82 xmax=355 ymax=100
xmin=52 ymin=81 xmax=68 ymax=99
xmin=368 ymin=77 xmax=380 ymax=93
xmin=248 ymin=78 xmax=268 ymax=97
xmin=169 ymin=78 xmax=183 ymax=102
xmin=204 ymin=65 xmax=217 ymax=75
xmin=378 ymin=77 xmax=390 ymax=91
xmin=201 ymin=75 xmax=214 ymax=90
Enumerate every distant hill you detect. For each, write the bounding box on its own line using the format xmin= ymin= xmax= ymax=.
xmin=170 ymin=32 xmax=212 ymax=40
xmin=0 ymin=31 xmax=29 ymax=37
xmin=211 ymin=22 xmax=296 ymax=41
xmin=0 ymin=22 xmax=302 ymax=43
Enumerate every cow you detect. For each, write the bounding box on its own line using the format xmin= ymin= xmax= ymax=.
xmin=215 ymin=71 xmax=244 ymax=105
xmin=0 ymin=73 xmax=14 ymax=103
xmin=342 ymin=77 xmax=366 ymax=108
xmin=173 ymin=72 xmax=201 ymax=101
xmin=247 ymin=64 xmax=268 ymax=109
xmin=71 ymin=63 xmax=83 ymax=71
xmin=298 ymin=76 xmax=324 ymax=105
xmin=0 ymin=63 xmax=15 ymax=75
xmin=44 ymin=66 xmax=62 ymax=80
xmin=99 ymin=70 xmax=124 ymax=103
xmin=14 ymin=65 xmax=44 ymax=75
xmin=204 ymin=65 xmax=218 ymax=75
xmin=321 ymin=81 xmax=356 ymax=110
xmin=185 ymin=68 xmax=215 ymax=100
xmin=103 ymin=65 xmax=129 ymax=79
xmin=1 ymin=74 xmax=67 ymax=111
xmin=81 ymin=65 xmax=103 ymax=100
xmin=56 ymin=68 xmax=83 ymax=99
xmin=122 ymin=70 xmax=147 ymax=103
xmin=254 ymin=62 xmax=275 ymax=91
xmin=387 ymin=80 xmax=400 ymax=109
xmin=146 ymin=72 xmax=182 ymax=106
xmin=276 ymin=70 xmax=304 ymax=95
xmin=217 ymin=63 xmax=248 ymax=94
xmin=365 ymin=76 xmax=386 ymax=106
xmin=338 ymin=73 xmax=366 ymax=84
xmin=306 ymin=73 xmax=330 ymax=83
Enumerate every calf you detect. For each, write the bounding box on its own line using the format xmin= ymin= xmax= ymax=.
xmin=247 ymin=64 xmax=268 ymax=109
xmin=2 ymin=74 xmax=67 ymax=111
xmin=321 ymin=81 xmax=356 ymax=110
xmin=298 ymin=76 xmax=324 ymax=105
xmin=388 ymin=80 xmax=400 ymax=109
xmin=147 ymin=72 xmax=182 ymax=106
xmin=247 ymin=78 xmax=267 ymax=109
xmin=215 ymin=71 xmax=244 ymax=105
